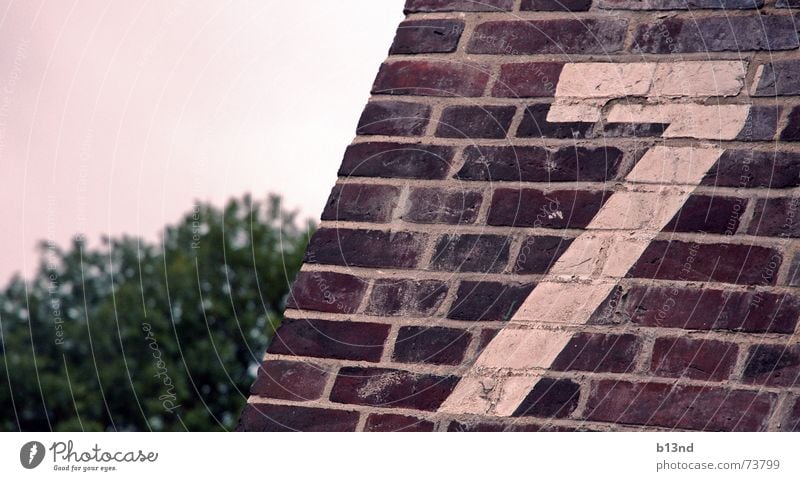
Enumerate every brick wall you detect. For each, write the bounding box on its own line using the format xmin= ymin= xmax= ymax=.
xmin=239 ymin=0 xmax=800 ymax=432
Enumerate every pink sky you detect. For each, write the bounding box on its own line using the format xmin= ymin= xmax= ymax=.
xmin=0 ymin=0 xmax=403 ymax=284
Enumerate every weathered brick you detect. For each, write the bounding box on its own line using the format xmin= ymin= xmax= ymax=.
xmin=393 ymin=326 xmax=472 ymax=365
xmin=448 ymin=421 xmax=589 ymax=432
xmin=469 ymin=19 xmax=628 ymax=54
xmin=603 ymin=122 xmax=667 ymax=138
xmin=777 ymin=0 xmax=800 ymax=6
xmin=456 ymin=145 xmax=624 ymax=182
xmin=373 ymin=61 xmax=490 ymax=97
xmin=340 ymin=142 xmax=454 ymax=179
xmin=389 ymin=19 xmax=464 ymax=55
xmin=585 ymin=381 xmax=775 ymax=431
xmin=782 ymin=397 xmax=800 ymax=432
xmin=664 ymin=195 xmax=747 ymax=235
xmin=742 ymin=344 xmax=800 ymax=387
xmin=522 ymin=0 xmax=592 ymax=11
xmin=702 ymin=150 xmax=800 ymax=189
xmin=748 ymin=197 xmax=800 ymax=238
xmin=238 ymin=403 xmax=359 ymax=432
xmin=551 ymin=333 xmax=640 ymax=373
xmin=404 ymin=0 xmax=514 ymax=12
xmin=305 ymin=228 xmax=427 ymax=269
xmin=512 ymin=235 xmax=573 ymax=274
xmin=650 ymin=337 xmax=738 ymax=381
xmin=402 ymin=187 xmax=482 ymax=225
xmin=633 ymin=16 xmax=799 ymax=53
xmin=488 ymin=188 xmax=607 ymax=229
xmin=330 ymin=367 xmax=459 ymax=411
xmin=366 ymin=279 xmax=448 ymax=317
xmin=267 ymin=318 xmax=390 ymax=362
xmin=251 ymin=360 xmax=329 ymax=401
xmin=599 ymin=0 xmax=762 ymax=8
xmin=321 ymin=183 xmax=401 ymax=223
xmin=781 ymin=106 xmax=800 ymax=141
xmin=789 ymin=253 xmax=800 ymax=287
xmin=431 ymin=234 xmax=511 ymax=273
xmin=736 ymin=106 xmax=781 ymax=141
xmin=436 ymin=105 xmax=516 ymax=139
xmin=517 ymin=104 xmax=594 ymax=139
xmin=286 ymin=271 xmax=368 ymax=314
xmin=628 ymin=241 xmax=782 ymax=285
xmin=512 ymin=378 xmax=581 ymax=418
xmin=492 ymin=62 xmax=563 ymax=98
xmin=363 ymin=413 xmax=435 ymax=432
xmin=595 ymin=285 xmax=800 ymax=334
xmin=448 ymin=281 xmax=534 ymax=321
xmin=356 ymin=101 xmax=431 ymax=137
xmin=753 ymin=60 xmax=800 ymax=96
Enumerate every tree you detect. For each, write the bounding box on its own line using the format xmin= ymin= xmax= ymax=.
xmin=0 ymin=194 xmax=312 ymax=431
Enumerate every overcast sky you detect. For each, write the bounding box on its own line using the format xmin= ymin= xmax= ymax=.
xmin=0 ymin=0 xmax=405 ymax=284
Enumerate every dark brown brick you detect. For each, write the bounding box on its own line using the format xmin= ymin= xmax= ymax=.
xmin=753 ymin=60 xmax=800 ymax=96
xmin=267 ymin=318 xmax=390 ymax=362
xmin=321 ymin=183 xmax=401 ymax=223
xmin=389 ymin=19 xmax=464 ymax=55
xmin=436 ymin=105 xmax=516 ymax=139
xmin=469 ymin=19 xmax=628 ymax=54
xmin=782 ymin=397 xmax=800 ymax=432
xmin=492 ymin=62 xmax=563 ymax=98
xmin=522 ymin=0 xmax=592 ymax=11
xmin=599 ymin=0 xmax=762 ymax=8
xmin=513 ymin=235 xmax=573 ymax=274
xmin=366 ymin=278 xmax=448 ymax=317
xmin=777 ymin=0 xmax=800 ymax=6
xmin=743 ymin=344 xmax=800 ymax=387
xmin=650 ymin=337 xmax=738 ymax=381
xmin=789 ymin=253 xmax=800 ymax=287
xmin=478 ymin=328 xmax=500 ymax=351
xmin=585 ymin=381 xmax=775 ymax=431
xmin=448 ymin=281 xmax=534 ymax=321
xmin=431 ymin=234 xmax=510 ymax=273
xmin=250 ymin=360 xmax=329 ymax=401
xmin=373 ymin=61 xmax=490 ymax=97
xmin=702 ymin=150 xmax=800 ymax=189
xmin=356 ymin=101 xmax=431 ymax=137
xmin=238 ymin=403 xmax=359 ymax=432
xmin=736 ymin=106 xmax=781 ymax=141
xmin=286 ymin=271 xmax=368 ymax=314
xmin=340 ymin=142 xmax=454 ymax=179
xmin=404 ymin=0 xmax=514 ymax=12
xmin=512 ymin=378 xmax=581 ymax=418
xmin=447 ymin=421 xmax=589 ymax=432
xmin=402 ymin=187 xmax=482 ymax=225
xmin=488 ymin=188 xmax=607 ymax=229
xmin=664 ymin=195 xmax=747 ymax=235
xmin=305 ymin=228 xmax=427 ymax=269
xmin=748 ymin=197 xmax=800 ymax=238
xmin=364 ymin=414 xmax=435 ymax=432
xmin=517 ymin=103 xmax=594 ymax=139
xmin=628 ymin=241 xmax=782 ymax=285
xmin=330 ymin=367 xmax=459 ymax=411
xmin=393 ymin=326 xmax=472 ymax=365
xmin=551 ymin=333 xmax=640 ymax=373
xmin=781 ymin=106 xmax=800 ymax=141
xmin=633 ymin=16 xmax=799 ymax=53
xmin=456 ymin=145 xmax=623 ymax=182
xmin=602 ymin=122 xmax=667 ymax=137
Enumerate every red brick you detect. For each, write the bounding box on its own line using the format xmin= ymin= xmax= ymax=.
xmin=748 ymin=197 xmax=800 ymax=238
xmin=599 ymin=0 xmax=762 ymax=8
xmin=321 ymin=183 xmax=400 ymax=223
xmin=250 ymin=360 xmax=329 ymax=401
xmin=373 ymin=61 xmax=490 ymax=97
xmin=402 ymin=187 xmax=482 ymax=225
xmin=456 ymin=145 xmax=623 ymax=182
xmin=664 ymin=195 xmax=747 ymax=235
xmin=517 ymin=103 xmax=594 ymax=139
xmin=435 ymin=105 xmax=516 ymax=139
xmin=492 ymin=62 xmax=563 ymax=98
xmin=522 ymin=0 xmax=592 ymax=11
xmin=742 ymin=344 xmax=800 ymax=388
xmin=363 ymin=414 xmax=435 ymax=432
xmin=753 ymin=60 xmax=800 ymax=96
xmin=448 ymin=281 xmax=534 ymax=321
xmin=513 ymin=235 xmax=573 ymax=274
xmin=431 ymin=234 xmax=511 ymax=273
xmin=585 ymin=381 xmax=775 ymax=431
xmin=330 ymin=367 xmax=459 ymax=411
xmin=366 ymin=278 xmax=448 ymax=317
xmin=356 ymin=101 xmax=431 ymax=137
xmin=238 ymin=403 xmax=359 ymax=432
xmin=393 ymin=326 xmax=472 ymax=365
xmin=781 ymin=106 xmax=800 ymax=141
xmin=488 ymin=188 xmax=608 ymax=229
xmin=340 ymin=142 xmax=454 ymax=179
xmin=286 ymin=271 xmax=368 ymax=314
xmin=305 ymin=228 xmax=428 ymax=269
xmin=650 ymin=337 xmax=738 ymax=381
xmin=267 ymin=318 xmax=390 ymax=362
xmin=628 ymin=241 xmax=782 ymax=285
xmin=512 ymin=378 xmax=581 ymax=418
xmin=389 ymin=19 xmax=464 ymax=55
xmin=469 ymin=19 xmax=628 ymax=54
xmin=702 ymin=150 xmax=800 ymax=189
xmin=404 ymin=0 xmax=514 ymax=12
xmin=551 ymin=333 xmax=640 ymax=373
